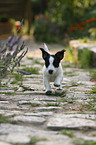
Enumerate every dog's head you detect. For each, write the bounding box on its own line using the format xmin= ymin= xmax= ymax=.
xmin=40 ymin=48 xmax=66 ymax=75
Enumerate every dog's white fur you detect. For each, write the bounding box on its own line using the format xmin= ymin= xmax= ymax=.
xmin=42 ymin=43 xmax=64 ymax=94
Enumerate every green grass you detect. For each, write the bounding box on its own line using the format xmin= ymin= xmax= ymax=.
xmin=61 ymin=129 xmax=74 ymax=138
xmin=57 ymin=96 xmax=76 ymax=104
xmin=0 ymin=114 xmax=17 ymax=124
xmin=90 ymin=88 xmax=96 ymax=94
xmin=34 ymin=60 xmax=43 ymax=66
xmin=28 ymin=137 xmax=40 ymax=145
xmin=71 ymin=82 xmax=80 ymax=87
xmin=0 ymin=91 xmax=16 ymax=95
xmin=0 ymin=114 xmax=10 ymax=123
xmin=81 ymin=101 xmax=96 ymax=113
xmin=45 ymin=102 xmax=60 ymax=107
xmin=27 ymin=57 xmax=34 ymax=60
xmin=89 ymin=69 xmax=96 ymax=80
xmin=54 ymin=91 xmax=66 ymax=97
xmin=11 ymin=73 xmax=24 ymax=85
xmin=30 ymin=103 xmax=41 ymax=107
xmin=73 ymin=138 xmax=96 ymax=145
xmin=13 ymin=137 xmax=47 ymax=145
xmin=20 ymin=67 xmax=40 ymax=74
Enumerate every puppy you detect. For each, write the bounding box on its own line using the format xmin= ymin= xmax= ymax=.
xmin=40 ymin=43 xmax=66 ymax=95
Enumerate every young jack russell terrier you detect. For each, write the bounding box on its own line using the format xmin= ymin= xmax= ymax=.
xmin=40 ymin=43 xmax=66 ymax=95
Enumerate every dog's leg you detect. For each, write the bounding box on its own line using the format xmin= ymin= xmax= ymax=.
xmin=44 ymin=76 xmax=52 ymax=95
xmin=54 ymin=74 xmax=63 ymax=90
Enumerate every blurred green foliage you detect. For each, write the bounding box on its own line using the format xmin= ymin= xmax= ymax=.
xmin=33 ymin=15 xmax=60 ymax=43
xmin=32 ymin=0 xmax=96 ymax=42
xmin=78 ymin=48 xmax=93 ymax=68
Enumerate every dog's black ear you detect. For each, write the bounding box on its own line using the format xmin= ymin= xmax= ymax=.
xmin=55 ymin=49 xmax=66 ymax=60
xmin=40 ymin=48 xmax=49 ymax=60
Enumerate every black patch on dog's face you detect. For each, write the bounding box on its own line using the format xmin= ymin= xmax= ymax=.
xmin=40 ymin=48 xmax=66 ymax=68
xmin=45 ymin=55 xmax=50 ymax=68
xmin=53 ymin=50 xmax=66 ymax=68
xmin=40 ymin=48 xmax=50 ymax=68
xmin=53 ymin=55 xmax=60 ymax=68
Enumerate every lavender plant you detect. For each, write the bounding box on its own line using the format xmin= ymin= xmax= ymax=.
xmin=0 ymin=20 xmax=28 ymax=86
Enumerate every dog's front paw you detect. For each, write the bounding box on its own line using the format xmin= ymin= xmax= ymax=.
xmin=54 ymin=83 xmax=60 ymax=87
xmin=46 ymin=90 xmax=52 ymax=95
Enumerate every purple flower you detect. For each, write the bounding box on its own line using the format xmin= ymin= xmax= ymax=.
xmin=9 ymin=45 xmax=13 ymax=51
xmin=0 ymin=48 xmax=6 ymax=54
xmin=13 ymin=46 xmax=18 ymax=58
xmin=19 ymin=41 xmax=25 ymax=51
xmin=6 ymin=32 xmax=14 ymax=46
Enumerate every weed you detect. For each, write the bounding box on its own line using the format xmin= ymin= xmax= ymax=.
xmin=13 ymin=87 xmax=18 ymax=91
xmin=92 ymin=133 xmax=96 ymax=137
xmin=61 ymin=129 xmax=74 ymax=138
xmin=81 ymin=102 xmax=96 ymax=112
xmin=13 ymin=137 xmax=47 ymax=145
xmin=46 ymin=102 xmax=60 ymax=107
xmin=62 ymin=63 xmax=74 ymax=68
xmin=11 ymin=73 xmax=23 ymax=85
xmin=90 ymin=88 xmax=96 ymax=94
xmin=27 ymin=57 xmax=34 ymax=60
xmin=28 ymin=137 xmax=39 ymax=145
xmin=89 ymin=95 xmax=96 ymax=101
xmin=54 ymin=91 xmax=66 ymax=97
xmin=0 ymin=114 xmax=9 ymax=123
xmin=0 ymin=91 xmax=15 ymax=95
xmin=30 ymin=103 xmax=41 ymax=107
xmin=63 ymin=71 xmax=74 ymax=76
xmin=71 ymin=82 xmax=79 ymax=87
xmin=57 ymin=96 xmax=76 ymax=105
xmin=20 ymin=85 xmax=34 ymax=91
xmin=0 ymin=114 xmax=17 ymax=124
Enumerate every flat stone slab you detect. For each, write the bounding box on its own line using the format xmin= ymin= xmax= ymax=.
xmin=0 ymin=133 xmax=30 ymax=144
xmin=18 ymin=100 xmax=43 ymax=105
xmin=0 ymin=123 xmax=37 ymax=135
xmin=47 ymin=113 xmax=96 ymax=130
xmin=0 ymin=123 xmax=73 ymax=145
xmin=11 ymin=115 xmax=46 ymax=125
xmin=0 ymin=110 xmax=23 ymax=116
xmin=36 ymin=107 xmax=62 ymax=112
xmin=24 ymin=112 xmax=53 ymax=117
xmin=0 ymin=142 xmax=11 ymax=145
xmin=70 ymin=40 xmax=96 ymax=52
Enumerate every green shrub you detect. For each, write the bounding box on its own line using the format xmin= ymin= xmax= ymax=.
xmin=33 ymin=15 xmax=60 ymax=43
xmin=78 ymin=48 xmax=93 ymax=68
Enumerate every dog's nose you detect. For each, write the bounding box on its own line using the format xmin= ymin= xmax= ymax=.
xmin=49 ymin=70 xmax=53 ymax=74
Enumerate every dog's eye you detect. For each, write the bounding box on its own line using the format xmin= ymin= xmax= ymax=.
xmin=53 ymin=60 xmax=59 ymax=67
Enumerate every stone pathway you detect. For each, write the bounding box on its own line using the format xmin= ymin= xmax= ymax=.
xmin=0 ymin=37 xmax=96 ymax=145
